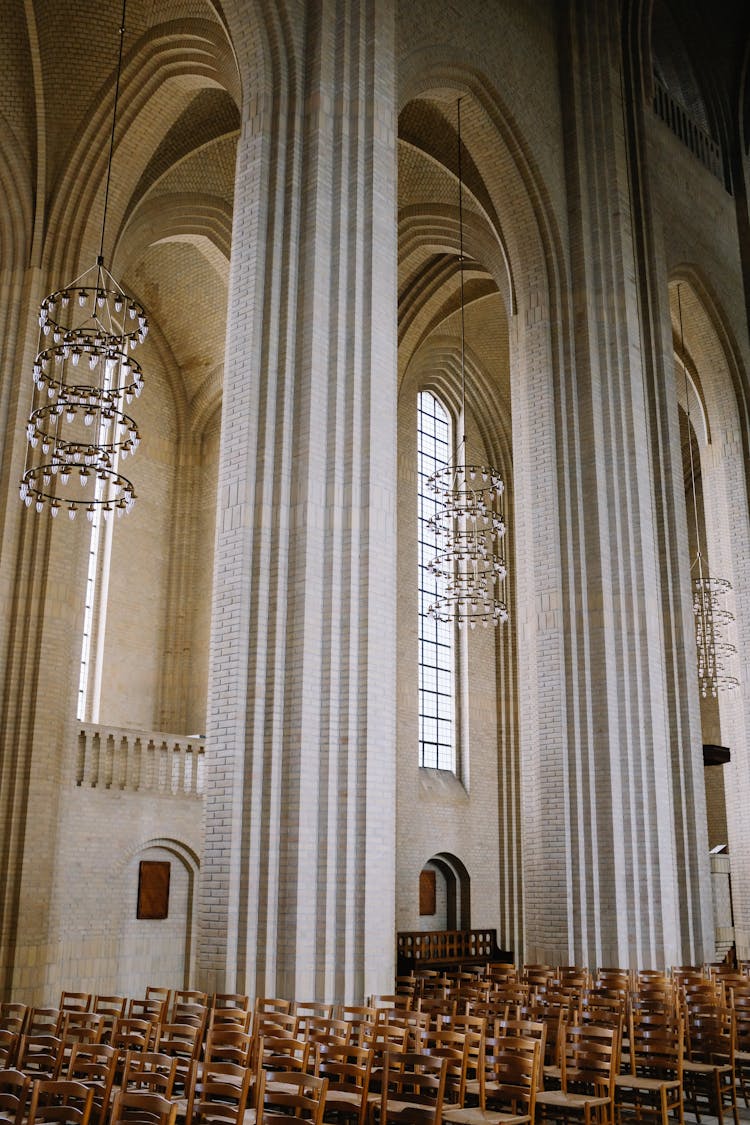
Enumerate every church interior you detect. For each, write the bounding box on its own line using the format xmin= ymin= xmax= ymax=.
xmin=1 ymin=0 xmax=750 ymax=1016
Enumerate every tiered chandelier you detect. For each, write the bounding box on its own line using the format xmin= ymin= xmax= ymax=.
xmin=677 ymin=284 xmax=738 ymax=697
xmin=426 ymin=100 xmax=508 ymax=629
xmin=19 ymin=0 xmax=145 ymax=522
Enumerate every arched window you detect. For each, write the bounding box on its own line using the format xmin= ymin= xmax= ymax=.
xmin=417 ymin=390 xmax=455 ymax=770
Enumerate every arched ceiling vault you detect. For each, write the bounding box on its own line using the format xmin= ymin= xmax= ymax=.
xmin=398 ymin=93 xmax=512 ymax=459
xmin=27 ymin=1 xmax=240 ymax=429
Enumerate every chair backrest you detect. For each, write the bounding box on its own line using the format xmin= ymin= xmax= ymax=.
xmin=0 ymin=1006 xmax=28 ymax=1037
xmin=422 ymin=1029 xmax=469 ymax=1107
xmin=0 ymin=1068 xmax=31 ymax=1125
xmin=255 ymin=1011 xmax=299 ymax=1039
xmin=60 ymin=995 xmax=92 ymax=1014
xmin=17 ymin=1033 xmax=65 ymax=1079
xmin=260 ymin=1035 xmax=310 ymax=1073
xmin=212 ymin=994 xmax=250 ymax=1012
xmin=110 ymin=1088 xmax=178 ymax=1125
xmin=155 ymin=1022 xmax=201 ymax=1059
xmin=66 ymin=1044 xmax=118 ymax=1125
xmin=92 ymin=997 xmax=127 ymax=1020
xmin=627 ymin=1011 xmax=683 ymax=1079
xmin=377 ymin=1012 xmax=431 ymax=1051
xmin=28 ymin=1009 xmax=66 ymax=1037
xmin=0 ymin=1030 xmax=18 ymax=1068
xmin=192 ymin=1061 xmax=252 ymax=1125
xmin=111 ymin=1018 xmax=155 ymax=1056
xmin=144 ymin=988 xmax=172 ymax=1009
xmin=337 ymin=1007 xmax=378 ymax=1045
xmin=561 ymin=1024 xmax=618 ymax=1097
xmin=686 ymin=1006 xmax=735 ymax=1065
xmin=121 ymin=1050 xmax=179 ymax=1097
xmin=254 ymin=998 xmax=291 ymax=1016
xmin=261 ymin=1070 xmax=328 ymax=1125
xmin=128 ymin=999 xmax=167 ymax=1024
xmin=208 ymin=1008 xmax=253 ymax=1033
xmin=294 ymin=1002 xmax=334 ymax=1021
xmin=64 ymin=1013 xmax=106 ymax=1047
xmin=169 ymin=1003 xmax=208 ymax=1037
xmin=27 ymin=1078 xmax=94 ymax=1125
xmin=483 ymin=1036 xmax=540 ymax=1119
xmin=379 ymin=1050 xmax=447 ymax=1125
xmin=204 ymin=1027 xmax=255 ymax=1068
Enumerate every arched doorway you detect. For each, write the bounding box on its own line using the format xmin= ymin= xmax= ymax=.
xmin=419 ymin=852 xmax=471 ymax=931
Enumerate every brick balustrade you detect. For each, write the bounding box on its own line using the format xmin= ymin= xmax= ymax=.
xmin=76 ymin=724 xmax=205 ymax=797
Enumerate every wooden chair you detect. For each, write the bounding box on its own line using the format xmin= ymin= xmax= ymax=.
xmin=16 ymin=1032 xmax=65 ymax=1080
xmin=362 ymin=1024 xmax=409 ymax=1093
xmin=494 ymin=1021 xmax=546 ymax=1091
xmin=189 ymin=1061 xmax=253 ymax=1125
xmin=66 ymin=1043 xmax=118 ymax=1125
xmin=203 ymin=1027 xmax=255 ymax=1068
xmin=376 ymin=1013 xmax=430 ymax=1053
xmin=439 ymin=1016 xmax=486 ymax=1111
xmin=111 ymin=1018 xmax=156 ymax=1063
xmin=316 ymin=1042 xmax=373 ymax=1125
xmin=535 ymin=1023 xmax=619 ymax=1125
xmin=91 ymin=997 xmax=127 ymax=1043
xmin=27 ymin=1078 xmax=94 ymax=1125
xmin=0 ymin=1068 xmax=30 ymax=1125
xmin=615 ymin=1011 xmax=684 ymax=1125
xmin=442 ymin=1035 xmax=540 ymax=1125
xmin=169 ymin=1002 xmax=208 ymax=1040
xmin=128 ymin=999 xmax=167 ymax=1025
xmin=682 ymin=1007 xmax=740 ymax=1125
xmin=109 ymin=1089 xmax=178 ymax=1125
xmin=422 ymin=1029 xmax=470 ymax=1107
xmin=730 ymin=988 xmax=750 ymax=1106
xmin=63 ymin=1014 xmax=106 ymax=1060
xmin=338 ymin=1009 xmax=379 ymax=1046
xmin=153 ymin=1023 xmax=201 ymax=1096
xmin=376 ymin=1049 xmax=447 ymax=1125
xmin=260 ymin=1071 xmax=328 ymax=1125
xmin=145 ymin=988 xmax=172 ymax=1011
xmin=121 ymin=1050 xmax=180 ymax=1097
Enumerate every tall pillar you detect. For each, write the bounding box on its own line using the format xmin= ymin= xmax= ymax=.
xmin=517 ymin=0 xmax=712 ymax=968
xmin=199 ymin=0 xmax=398 ymax=1002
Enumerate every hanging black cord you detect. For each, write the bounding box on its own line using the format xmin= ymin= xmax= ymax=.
xmin=99 ymin=0 xmax=127 ymax=266
xmin=678 ymin=283 xmax=704 ymax=565
xmin=457 ymin=98 xmax=467 ymax=449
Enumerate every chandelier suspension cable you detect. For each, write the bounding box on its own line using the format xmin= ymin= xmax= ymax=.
xmin=425 ymin=97 xmax=508 ymax=629
xmin=677 ymin=282 xmax=738 ymax=696
xmin=457 ymin=97 xmax=467 ymax=445
xmin=19 ymin=0 xmax=147 ymax=522
xmin=678 ymin=284 xmax=703 ymax=562
xmin=99 ymin=0 xmax=128 ymax=266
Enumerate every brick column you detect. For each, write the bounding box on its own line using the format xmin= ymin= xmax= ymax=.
xmin=199 ymin=0 xmax=397 ymax=1002
xmin=517 ymin=0 xmax=713 ymax=967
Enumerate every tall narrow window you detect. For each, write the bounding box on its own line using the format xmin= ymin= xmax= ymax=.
xmin=417 ymin=390 xmax=455 ymax=770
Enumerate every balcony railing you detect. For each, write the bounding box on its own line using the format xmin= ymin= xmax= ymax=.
xmin=652 ymin=78 xmax=725 ymax=186
xmin=76 ymin=723 xmax=205 ymax=797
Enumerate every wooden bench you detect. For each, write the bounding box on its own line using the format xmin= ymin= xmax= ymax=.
xmin=396 ymin=929 xmax=512 ymax=973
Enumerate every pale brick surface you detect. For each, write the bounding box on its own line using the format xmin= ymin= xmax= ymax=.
xmin=0 ymin=0 xmax=748 ymax=1002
